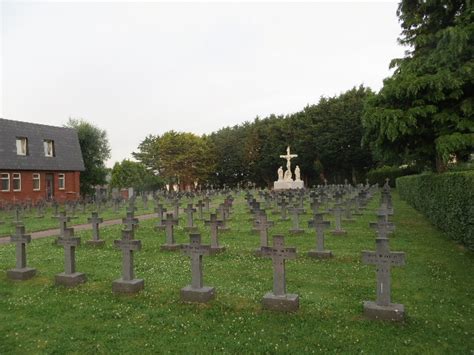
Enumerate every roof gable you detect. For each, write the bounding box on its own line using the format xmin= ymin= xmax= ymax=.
xmin=0 ymin=118 xmax=85 ymax=171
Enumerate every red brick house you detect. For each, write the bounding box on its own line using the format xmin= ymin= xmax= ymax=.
xmin=0 ymin=118 xmax=85 ymax=203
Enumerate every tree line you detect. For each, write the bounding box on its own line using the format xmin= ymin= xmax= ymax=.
xmin=75 ymin=0 xmax=473 ymax=194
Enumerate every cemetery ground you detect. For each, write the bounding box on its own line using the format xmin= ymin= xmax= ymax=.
xmin=0 ymin=192 xmax=473 ymax=353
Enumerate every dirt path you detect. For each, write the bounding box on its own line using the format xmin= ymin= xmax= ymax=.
xmin=0 ymin=213 xmax=157 ymax=245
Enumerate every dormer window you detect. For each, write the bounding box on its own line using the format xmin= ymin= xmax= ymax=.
xmin=16 ymin=137 xmax=28 ymax=155
xmin=44 ymin=139 xmax=55 ymax=157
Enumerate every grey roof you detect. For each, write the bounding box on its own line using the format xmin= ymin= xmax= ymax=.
xmin=0 ymin=118 xmax=85 ymax=171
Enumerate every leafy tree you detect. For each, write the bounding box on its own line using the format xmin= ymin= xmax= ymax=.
xmin=363 ymin=0 xmax=474 ymax=171
xmin=133 ymin=131 xmax=215 ymax=190
xmin=66 ymin=118 xmax=111 ymax=196
xmin=110 ymin=159 xmax=163 ymax=192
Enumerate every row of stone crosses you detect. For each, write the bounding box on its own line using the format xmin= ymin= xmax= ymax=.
xmin=4 ymin=181 xmax=406 ymax=321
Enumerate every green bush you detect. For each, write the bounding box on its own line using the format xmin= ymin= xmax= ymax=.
xmin=397 ymin=171 xmax=474 ymax=251
xmin=367 ymin=166 xmax=418 ymax=187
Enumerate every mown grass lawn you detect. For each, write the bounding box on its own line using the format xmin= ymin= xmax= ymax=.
xmin=0 ymin=201 xmax=155 ymax=238
xmin=0 ymin=191 xmax=472 ymax=353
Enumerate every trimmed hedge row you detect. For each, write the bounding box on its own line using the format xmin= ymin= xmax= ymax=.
xmin=367 ymin=166 xmax=418 ymax=187
xmin=397 ymin=171 xmax=474 ymax=251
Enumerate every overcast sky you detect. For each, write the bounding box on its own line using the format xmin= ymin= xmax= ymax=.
xmin=1 ymin=1 xmax=405 ymax=167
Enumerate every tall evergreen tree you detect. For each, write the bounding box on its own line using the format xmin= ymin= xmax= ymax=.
xmin=363 ymin=0 xmax=474 ymax=171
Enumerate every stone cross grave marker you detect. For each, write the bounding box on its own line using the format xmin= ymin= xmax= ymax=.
xmin=183 ymin=203 xmax=198 ymax=231
xmin=217 ymin=204 xmax=230 ymax=231
xmin=154 ymin=203 xmax=167 ymax=226
xmin=261 ymin=235 xmax=299 ymax=311
xmin=180 ymin=233 xmax=215 ymax=303
xmin=142 ymin=193 xmax=148 ymax=210
xmin=278 ymin=199 xmax=289 ymax=221
xmin=370 ymin=218 xmax=395 ymax=239
xmin=362 ymin=235 xmax=406 ymax=321
xmin=172 ymin=199 xmax=180 ymax=219
xmin=288 ymin=206 xmax=305 ymax=234
xmin=55 ymin=227 xmax=86 ymax=287
xmin=112 ymin=229 xmax=144 ymax=294
xmin=204 ymin=213 xmax=225 ymax=254
xmin=157 ymin=213 xmax=180 ymax=251
xmin=122 ymin=211 xmax=139 ymax=231
xmin=203 ymin=196 xmax=211 ymax=212
xmin=87 ymin=212 xmax=105 ymax=246
xmin=195 ymin=200 xmax=205 ymax=220
xmin=308 ymin=213 xmax=332 ymax=258
xmin=330 ymin=203 xmax=347 ymax=236
xmin=343 ymin=199 xmax=355 ymax=223
xmin=352 ymin=197 xmax=363 ymax=216
xmin=52 ymin=211 xmax=71 ymax=245
xmin=254 ymin=212 xmax=275 ymax=257
xmin=7 ymin=224 xmax=36 ymax=280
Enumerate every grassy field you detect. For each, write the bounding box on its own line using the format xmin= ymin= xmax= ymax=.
xmin=0 ymin=200 xmax=161 ymax=238
xmin=0 ymin=191 xmax=472 ymax=353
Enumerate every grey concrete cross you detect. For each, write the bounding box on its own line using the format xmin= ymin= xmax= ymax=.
xmin=203 ymin=196 xmax=211 ymax=212
xmin=343 ymin=199 xmax=356 ymax=223
xmin=180 ymin=233 xmax=215 ymax=303
xmin=362 ymin=236 xmax=406 ymax=321
xmin=308 ymin=213 xmax=332 ymax=258
xmin=87 ymin=212 xmax=104 ymax=246
xmin=330 ymin=203 xmax=347 ymax=236
xmin=254 ymin=212 xmax=274 ymax=256
xmin=154 ymin=203 xmax=167 ymax=226
xmin=7 ymin=224 xmax=36 ymax=280
xmin=204 ymin=213 xmax=225 ymax=254
xmin=172 ymin=199 xmax=180 ymax=218
xmin=112 ymin=229 xmax=144 ymax=294
xmin=195 ymin=200 xmax=205 ymax=220
xmin=157 ymin=213 xmax=180 ymax=251
xmin=261 ymin=235 xmax=299 ymax=311
xmin=183 ymin=203 xmax=197 ymax=231
xmin=122 ymin=211 xmax=139 ymax=231
xmin=370 ymin=219 xmax=395 ymax=239
xmin=55 ymin=227 xmax=86 ymax=287
xmin=288 ymin=206 xmax=305 ymax=234
xmin=278 ymin=199 xmax=289 ymax=221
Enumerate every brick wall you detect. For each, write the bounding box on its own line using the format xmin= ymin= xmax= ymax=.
xmin=0 ymin=170 xmax=81 ymax=203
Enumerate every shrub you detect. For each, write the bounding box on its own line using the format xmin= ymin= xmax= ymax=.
xmin=397 ymin=171 xmax=474 ymax=251
xmin=366 ymin=166 xmax=418 ymax=187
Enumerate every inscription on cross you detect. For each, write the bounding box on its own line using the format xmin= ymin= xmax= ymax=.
xmin=180 ymin=233 xmax=215 ymax=303
xmin=362 ymin=236 xmax=406 ymax=321
xmin=7 ymin=224 xmax=37 ymax=280
xmin=261 ymin=235 xmax=299 ymax=312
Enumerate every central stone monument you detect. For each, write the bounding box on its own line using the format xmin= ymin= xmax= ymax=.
xmin=274 ymin=146 xmax=304 ymax=190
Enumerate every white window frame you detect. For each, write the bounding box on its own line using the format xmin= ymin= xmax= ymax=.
xmin=33 ymin=173 xmax=41 ymax=191
xmin=44 ymin=140 xmax=55 ymax=157
xmin=58 ymin=173 xmax=65 ymax=190
xmin=16 ymin=137 xmax=28 ymax=156
xmin=1 ymin=173 xmax=10 ymax=192
xmin=12 ymin=173 xmax=21 ymax=192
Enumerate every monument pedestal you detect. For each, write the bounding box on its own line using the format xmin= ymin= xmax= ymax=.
xmin=363 ymin=301 xmax=405 ymax=321
xmin=112 ymin=278 xmax=144 ymax=294
xmin=7 ymin=267 xmax=37 ymax=280
xmin=262 ymin=292 xmax=299 ymax=312
xmin=55 ymin=272 xmax=86 ymax=287
xmin=274 ymin=180 xmax=304 ymax=190
xmin=180 ymin=285 xmax=215 ymax=303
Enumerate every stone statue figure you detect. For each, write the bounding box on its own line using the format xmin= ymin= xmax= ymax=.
xmin=295 ymin=165 xmax=301 ymax=181
xmin=284 ymin=169 xmax=292 ymax=181
xmin=277 ymin=166 xmax=284 ymax=181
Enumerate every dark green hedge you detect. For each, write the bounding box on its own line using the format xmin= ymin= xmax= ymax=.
xmin=367 ymin=166 xmax=418 ymax=187
xmin=397 ymin=171 xmax=474 ymax=251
